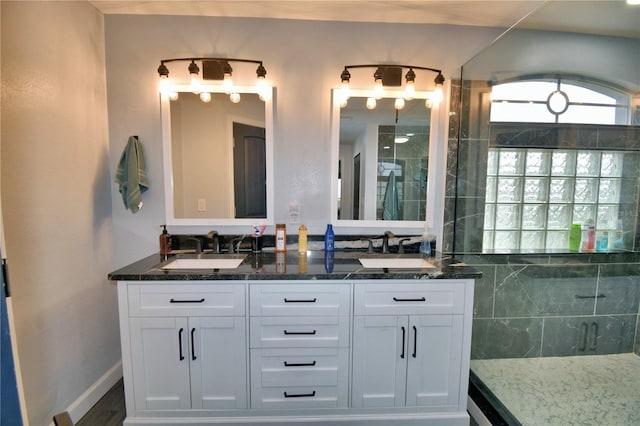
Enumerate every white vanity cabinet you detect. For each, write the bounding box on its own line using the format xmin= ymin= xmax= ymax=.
xmin=351 ymin=281 xmax=472 ymax=412
xmin=119 ymin=283 xmax=247 ymax=413
xmin=249 ymin=283 xmax=351 ymax=409
xmin=116 ymin=277 xmax=474 ymax=425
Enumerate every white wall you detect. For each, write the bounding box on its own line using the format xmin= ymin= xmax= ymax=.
xmin=0 ymin=2 xmax=120 ymax=425
xmin=463 ymin=28 xmax=640 ymax=91
xmin=105 ymin=14 xmax=504 ymax=267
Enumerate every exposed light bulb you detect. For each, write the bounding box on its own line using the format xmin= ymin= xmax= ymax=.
xmin=169 ymin=92 xmax=179 ymax=101
xmin=230 ymin=92 xmax=241 ymax=103
xmin=425 ymin=98 xmax=433 ymax=109
xmin=394 ymin=98 xmax=406 ymax=110
xmin=340 ymin=81 xmax=351 ymax=102
xmin=404 ymin=80 xmax=415 ymax=100
xmin=199 ymin=92 xmax=212 ymax=103
xmin=366 ymin=97 xmax=377 ymax=110
xmin=373 ymin=78 xmax=384 ymax=100
xmin=190 ymin=75 xmax=201 ymax=94
xmin=223 ymin=74 xmax=234 ymax=94
xmin=431 ymin=86 xmax=443 ymax=105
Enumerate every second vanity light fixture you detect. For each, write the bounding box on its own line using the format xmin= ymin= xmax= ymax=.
xmin=157 ymin=57 xmax=270 ymax=103
xmin=338 ymin=64 xmax=445 ymax=110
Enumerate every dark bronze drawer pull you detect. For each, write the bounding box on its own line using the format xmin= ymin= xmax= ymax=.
xmin=284 ymin=391 xmax=316 ymax=398
xmin=393 ymin=297 xmax=426 ymax=302
xmin=170 ymin=298 xmax=205 ymax=303
xmin=574 ymin=294 xmax=606 ymax=299
xmin=284 ymin=360 xmax=317 ymax=367
xmin=191 ymin=328 xmax=197 ymax=361
xmin=178 ymin=328 xmax=185 ymax=361
xmin=284 ymin=298 xmax=317 ymax=303
xmin=283 ymin=330 xmax=317 ymax=335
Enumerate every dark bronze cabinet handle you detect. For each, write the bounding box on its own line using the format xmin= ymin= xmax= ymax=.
xmin=284 ymin=391 xmax=316 ymax=398
xmin=191 ymin=328 xmax=197 ymax=361
xmin=284 ymin=361 xmax=317 ymax=367
xmin=393 ymin=297 xmax=426 ymax=302
xmin=400 ymin=326 xmax=406 ymax=359
xmin=412 ymin=325 xmax=417 ymax=358
xmin=283 ymin=330 xmax=317 ymax=335
xmin=178 ymin=328 xmax=185 ymax=361
xmin=284 ymin=298 xmax=317 ymax=303
xmin=170 ymin=298 xmax=205 ymax=303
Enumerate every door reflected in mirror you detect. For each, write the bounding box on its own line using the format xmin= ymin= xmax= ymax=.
xmin=338 ymin=96 xmax=430 ymax=222
xmin=162 ymin=87 xmax=274 ymax=225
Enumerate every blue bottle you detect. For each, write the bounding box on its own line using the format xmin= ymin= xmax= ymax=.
xmin=324 ymin=224 xmax=335 ymax=252
xmin=420 ymin=232 xmax=431 ymax=256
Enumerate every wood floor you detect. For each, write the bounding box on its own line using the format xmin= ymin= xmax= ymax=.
xmin=75 ymin=379 xmax=125 ymax=426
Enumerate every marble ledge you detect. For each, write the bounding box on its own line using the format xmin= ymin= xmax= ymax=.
xmin=108 ymin=251 xmax=482 ymax=282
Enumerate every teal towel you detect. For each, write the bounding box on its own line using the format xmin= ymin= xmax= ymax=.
xmin=383 ymin=171 xmax=400 ymax=220
xmin=114 ymin=136 xmax=148 ymax=213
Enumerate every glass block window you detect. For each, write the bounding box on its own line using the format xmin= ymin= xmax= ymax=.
xmin=483 ymin=148 xmax=633 ymax=252
xmin=490 ymin=78 xmax=630 ymax=125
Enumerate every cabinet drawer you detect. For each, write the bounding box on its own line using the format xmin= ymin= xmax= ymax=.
xmin=128 ymin=283 xmax=245 ymax=317
xmin=250 ymin=347 xmax=348 ymax=386
xmin=354 ymin=282 xmax=466 ymax=315
xmin=249 ymin=284 xmax=350 ymax=316
xmin=250 ymin=316 xmax=349 ymax=348
xmin=250 ymin=348 xmax=349 ymax=409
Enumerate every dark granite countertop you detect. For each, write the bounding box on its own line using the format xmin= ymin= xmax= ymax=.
xmin=108 ymin=251 xmax=481 ymax=281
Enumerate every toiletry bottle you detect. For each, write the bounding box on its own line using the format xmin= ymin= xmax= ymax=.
xmin=275 ymin=224 xmax=286 ymax=252
xmin=597 ymin=231 xmax=609 ymax=252
xmin=420 ymin=231 xmax=431 ymax=256
xmin=587 ymin=223 xmax=595 ymax=252
xmin=324 ymin=224 xmax=335 ymax=252
xmin=159 ymin=225 xmax=171 ymax=255
xmin=569 ymin=224 xmax=582 ymax=252
xmin=614 ymin=219 xmax=623 ymax=249
xmin=298 ymin=224 xmax=308 ymax=253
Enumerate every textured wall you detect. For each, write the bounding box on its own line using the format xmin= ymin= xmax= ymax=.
xmin=0 ymin=2 xmax=119 ymax=424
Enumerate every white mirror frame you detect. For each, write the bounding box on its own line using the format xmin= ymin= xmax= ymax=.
xmin=329 ymin=87 xmax=448 ymax=242
xmin=161 ymin=84 xmax=275 ymax=226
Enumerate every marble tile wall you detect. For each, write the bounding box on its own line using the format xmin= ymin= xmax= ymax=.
xmin=445 ymin=80 xmax=640 ymax=359
xmin=459 ymin=254 xmax=640 ymax=359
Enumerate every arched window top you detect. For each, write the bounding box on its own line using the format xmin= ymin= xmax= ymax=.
xmin=490 ymin=76 xmax=631 ymax=125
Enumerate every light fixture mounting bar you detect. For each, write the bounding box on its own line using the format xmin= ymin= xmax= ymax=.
xmin=343 ymin=64 xmax=442 ymax=75
xmin=157 ymin=57 xmax=266 ymax=80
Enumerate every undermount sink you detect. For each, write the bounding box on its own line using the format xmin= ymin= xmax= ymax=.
xmin=358 ymin=257 xmax=435 ymax=269
xmin=162 ymin=256 xmax=246 ymax=270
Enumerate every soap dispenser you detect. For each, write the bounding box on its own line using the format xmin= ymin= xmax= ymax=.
xmin=159 ymin=225 xmax=171 ymax=255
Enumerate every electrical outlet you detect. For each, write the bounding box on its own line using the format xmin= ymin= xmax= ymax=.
xmin=197 ymin=199 xmax=206 ymax=212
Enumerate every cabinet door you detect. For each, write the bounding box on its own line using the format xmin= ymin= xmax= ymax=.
xmin=351 ymin=315 xmax=407 ymax=408
xmin=130 ymin=317 xmax=191 ymax=410
xmin=406 ymin=314 xmax=463 ymax=408
xmin=189 ymin=317 xmax=247 ymax=409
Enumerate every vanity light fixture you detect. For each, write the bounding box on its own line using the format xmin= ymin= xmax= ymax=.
xmin=157 ymin=57 xmax=270 ymax=103
xmin=338 ymin=64 xmax=444 ymax=110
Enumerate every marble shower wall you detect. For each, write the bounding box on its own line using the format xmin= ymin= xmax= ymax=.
xmin=460 ymin=254 xmax=640 ymax=359
xmin=445 ymin=80 xmax=640 ymax=359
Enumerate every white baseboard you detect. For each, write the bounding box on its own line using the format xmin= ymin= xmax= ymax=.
xmin=49 ymin=361 xmax=123 ymax=426
xmin=467 ymin=396 xmax=492 ymax=426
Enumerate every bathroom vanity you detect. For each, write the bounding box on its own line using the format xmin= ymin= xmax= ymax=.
xmin=109 ymin=251 xmax=479 ymax=425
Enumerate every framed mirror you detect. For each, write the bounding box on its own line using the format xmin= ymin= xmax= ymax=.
xmin=330 ymin=88 xmax=442 ymax=232
xmin=161 ymin=85 xmax=274 ymax=226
